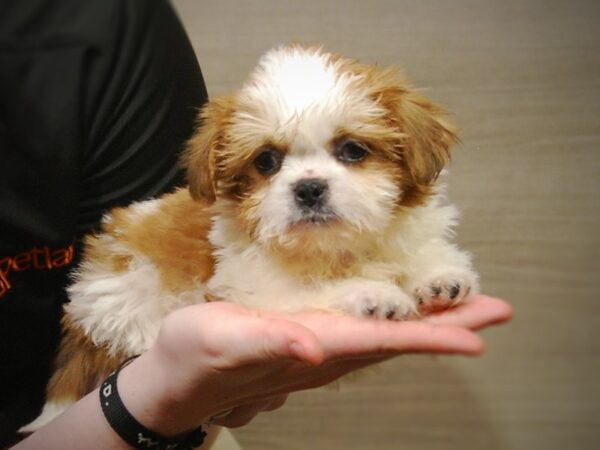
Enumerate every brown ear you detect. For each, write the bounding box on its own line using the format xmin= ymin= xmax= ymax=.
xmin=182 ymin=98 xmax=234 ymax=203
xmin=397 ymin=91 xmax=458 ymax=187
xmin=350 ymin=64 xmax=457 ymax=202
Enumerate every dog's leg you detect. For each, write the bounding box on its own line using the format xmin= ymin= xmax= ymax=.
xmin=404 ymin=240 xmax=479 ymax=314
xmin=309 ymin=278 xmax=417 ymax=320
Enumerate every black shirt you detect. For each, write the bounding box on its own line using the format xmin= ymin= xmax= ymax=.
xmin=0 ymin=0 xmax=208 ymax=442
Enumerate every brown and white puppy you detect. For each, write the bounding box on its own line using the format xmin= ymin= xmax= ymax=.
xmin=23 ymin=45 xmax=478 ymax=431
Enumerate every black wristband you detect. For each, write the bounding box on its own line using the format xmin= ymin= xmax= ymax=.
xmin=100 ymin=356 xmax=207 ymax=450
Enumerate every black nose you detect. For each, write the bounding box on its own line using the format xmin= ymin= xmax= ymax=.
xmin=293 ymin=179 xmax=328 ymax=209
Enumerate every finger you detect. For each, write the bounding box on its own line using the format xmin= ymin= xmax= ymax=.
xmin=288 ymin=314 xmax=486 ymax=360
xmin=338 ymin=323 xmax=485 ymax=357
xmin=228 ymin=316 xmax=325 ymax=366
xmin=421 ymin=295 xmax=513 ymax=330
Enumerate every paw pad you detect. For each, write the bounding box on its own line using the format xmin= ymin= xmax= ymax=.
xmin=410 ymin=268 xmax=478 ymax=314
xmin=335 ymin=281 xmax=417 ymax=321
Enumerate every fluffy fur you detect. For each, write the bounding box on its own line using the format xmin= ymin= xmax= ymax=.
xmin=23 ymin=45 xmax=478 ymax=431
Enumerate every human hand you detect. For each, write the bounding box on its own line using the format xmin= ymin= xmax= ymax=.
xmin=118 ymin=295 xmax=512 ymax=436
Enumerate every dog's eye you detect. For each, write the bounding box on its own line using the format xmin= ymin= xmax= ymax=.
xmin=335 ymin=140 xmax=369 ymax=163
xmin=254 ymin=148 xmax=283 ymax=175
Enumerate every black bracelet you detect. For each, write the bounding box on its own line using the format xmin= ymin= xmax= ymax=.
xmin=100 ymin=355 xmax=207 ymax=450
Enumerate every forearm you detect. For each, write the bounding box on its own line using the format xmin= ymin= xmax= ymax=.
xmin=13 ymin=351 xmax=217 ymax=449
xmin=13 ymin=388 xmax=130 ymax=450
xmin=13 ymin=400 xmax=220 ymax=450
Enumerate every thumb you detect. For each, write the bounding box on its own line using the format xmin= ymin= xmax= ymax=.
xmin=231 ymin=317 xmax=325 ymax=366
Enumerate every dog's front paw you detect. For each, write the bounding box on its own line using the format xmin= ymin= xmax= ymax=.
xmin=332 ymin=280 xmax=417 ymax=320
xmin=407 ymin=267 xmax=479 ymax=314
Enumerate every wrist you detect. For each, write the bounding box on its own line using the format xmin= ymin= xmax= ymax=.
xmin=116 ymin=350 xmax=211 ymax=438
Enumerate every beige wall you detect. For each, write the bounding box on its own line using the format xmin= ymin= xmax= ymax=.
xmin=172 ymin=1 xmax=600 ymax=449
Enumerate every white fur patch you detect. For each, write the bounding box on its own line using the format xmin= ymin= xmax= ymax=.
xmin=231 ymin=46 xmax=386 ymax=152
xmin=251 ymin=47 xmax=343 ymax=118
xmin=251 ymin=151 xmax=400 ymax=245
xmin=67 ymin=236 xmax=205 ymax=357
xmin=128 ymin=198 xmax=161 ymax=218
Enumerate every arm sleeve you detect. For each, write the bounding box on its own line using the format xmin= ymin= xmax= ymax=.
xmin=77 ymin=0 xmax=208 ymax=233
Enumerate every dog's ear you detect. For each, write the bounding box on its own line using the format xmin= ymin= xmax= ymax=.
xmin=182 ymin=98 xmax=234 ymax=203
xmin=358 ymin=66 xmax=458 ymax=201
xmin=395 ymin=90 xmax=457 ymax=188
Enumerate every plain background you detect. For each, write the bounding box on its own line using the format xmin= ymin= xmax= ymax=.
xmin=171 ymin=1 xmax=600 ymax=449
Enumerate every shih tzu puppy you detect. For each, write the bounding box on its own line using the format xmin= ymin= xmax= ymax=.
xmin=24 ymin=45 xmax=478 ymax=431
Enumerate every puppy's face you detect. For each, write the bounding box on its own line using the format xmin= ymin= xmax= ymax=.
xmin=184 ymin=47 xmax=456 ymax=254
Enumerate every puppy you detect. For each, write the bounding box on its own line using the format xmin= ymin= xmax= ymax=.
xmin=23 ymin=45 xmax=478 ymax=431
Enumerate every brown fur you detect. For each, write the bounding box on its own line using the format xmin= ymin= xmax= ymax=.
xmin=83 ymin=225 xmax=133 ymax=274
xmin=46 ymin=317 xmax=122 ymax=402
xmin=183 ymin=96 xmax=237 ymax=203
xmin=106 ymin=189 xmax=215 ymax=293
xmin=338 ymin=56 xmax=458 ymax=206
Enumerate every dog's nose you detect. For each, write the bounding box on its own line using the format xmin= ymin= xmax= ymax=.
xmin=293 ymin=179 xmax=328 ymax=209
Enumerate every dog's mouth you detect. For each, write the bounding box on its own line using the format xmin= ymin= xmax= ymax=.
xmin=300 ymin=215 xmax=335 ymax=225
xmin=290 ymin=209 xmax=339 ymax=227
